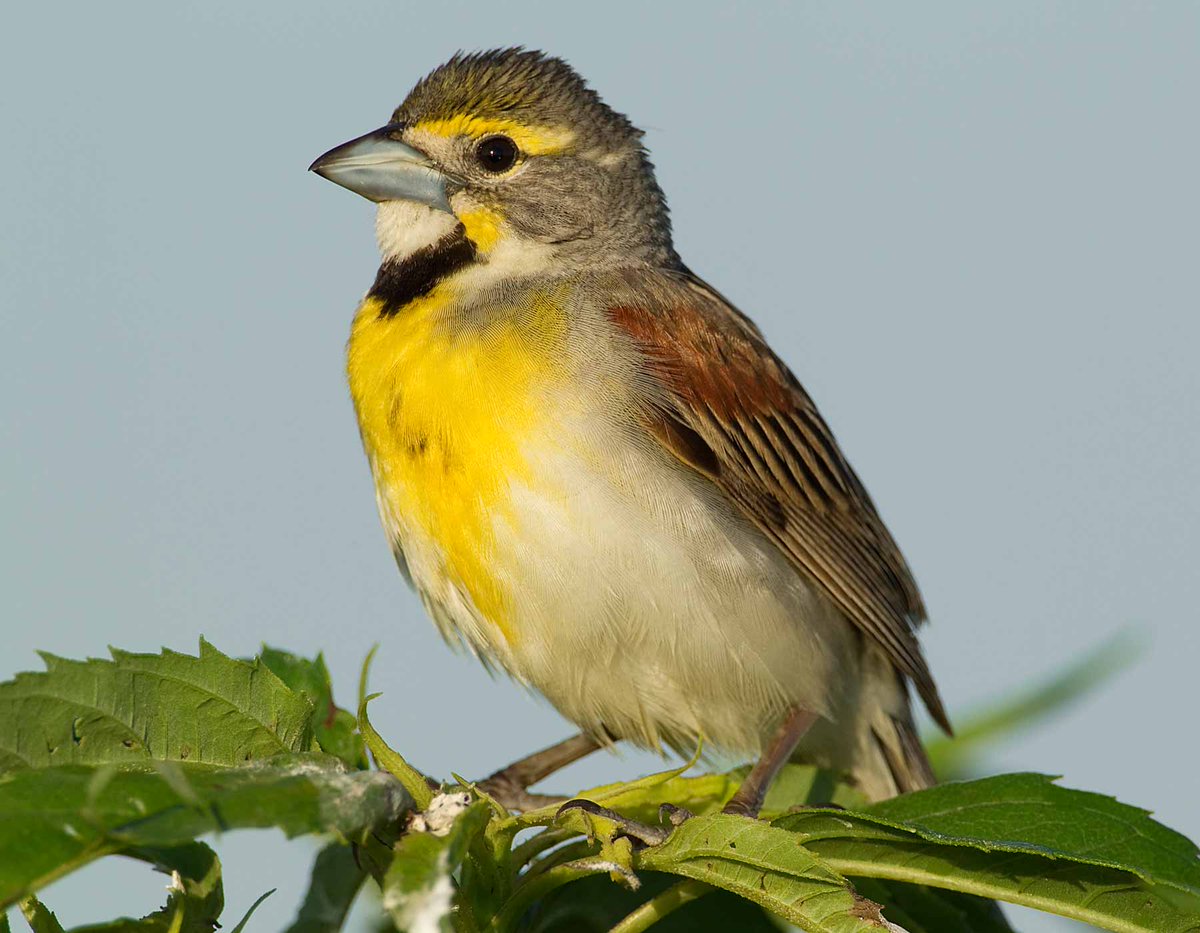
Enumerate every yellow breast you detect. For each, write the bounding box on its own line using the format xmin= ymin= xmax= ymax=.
xmin=346 ymin=288 xmax=568 ymax=643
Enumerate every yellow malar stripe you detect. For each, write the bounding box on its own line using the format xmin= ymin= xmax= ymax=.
xmin=458 ymin=207 xmax=504 ymax=253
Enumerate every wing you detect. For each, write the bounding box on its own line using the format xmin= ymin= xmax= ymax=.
xmin=606 ymin=268 xmax=950 ymax=732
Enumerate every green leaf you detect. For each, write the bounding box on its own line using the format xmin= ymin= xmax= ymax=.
xmin=868 ymin=774 xmax=1198 ymax=895
xmin=814 ymin=834 xmax=1200 ymax=932
xmin=850 ymin=879 xmax=1015 ymax=933
xmin=0 ymin=640 xmax=313 ymax=773
xmin=355 ymin=647 xmax=432 ymax=810
xmin=18 ymin=897 xmax=64 ymax=933
xmin=0 ymin=755 xmax=410 ymax=906
xmin=126 ymin=843 xmax=224 ymax=933
xmin=283 ymin=844 xmax=366 ymax=933
xmin=20 ymin=844 xmax=225 ymax=933
xmin=357 ymin=683 xmax=432 ymax=812
xmin=544 ymin=764 xmax=857 ymax=834
xmin=925 ymin=633 xmax=1139 ymax=778
xmin=572 ymin=752 xmax=702 ymax=810
xmin=635 ymin=813 xmax=900 ymax=932
xmin=381 ymin=800 xmax=492 ymax=932
xmin=528 ymin=872 xmax=780 ymax=933
xmin=585 ymin=774 xmax=738 ymax=827
xmin=76 ymin=844 xmax=225 ymax=933
xmin=758 ymin=764 xmax=866 ymax=815
xmin=225 ymin=889 xmax=274 ymax=933
xmin=777 ymin=775 xmax=1200 ymax=931
xmin=259 ymin=648 xmax=367 ymax=771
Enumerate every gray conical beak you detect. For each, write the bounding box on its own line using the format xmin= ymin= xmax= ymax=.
xmin=309 ymin=123 xmax=453 ymax=212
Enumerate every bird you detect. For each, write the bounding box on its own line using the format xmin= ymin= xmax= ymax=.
xmin=310 ymin=48 xmax=949 ymax=814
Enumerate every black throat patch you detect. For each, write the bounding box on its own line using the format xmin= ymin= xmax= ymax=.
xmin=368 ymin=228 xmax=477 ymax=317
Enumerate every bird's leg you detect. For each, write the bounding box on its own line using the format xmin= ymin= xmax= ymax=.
xmin=723 ymin=707 xmax=818 ymax=817
xmin=478 ymin=732 xmax=602 ymax=812
xmin=556 ymin=710 xmax=817 ymax=847
xmin=557 ymin=798 xmax=672 ymax=847
xmin=518 ymin=710 xmax=815 ymax=843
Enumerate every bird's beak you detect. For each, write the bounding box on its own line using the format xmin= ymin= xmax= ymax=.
xmin=309 ymin=123 xmax=453 ymax=212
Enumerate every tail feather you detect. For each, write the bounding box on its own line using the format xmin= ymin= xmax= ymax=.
xmin=853 ymin=707 xmax=936 ymax=802
xmin=844 ymin=642 xmax=940 ymax=802
xmin=878 ymin=713 xmax=936 ymax=792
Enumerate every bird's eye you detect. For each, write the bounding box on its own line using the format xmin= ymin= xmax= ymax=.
xmin=475 ymin=135 xmax=519 ymax=173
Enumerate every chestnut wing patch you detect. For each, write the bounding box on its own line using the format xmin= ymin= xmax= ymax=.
xmin=609 ymin=277 xmax=949 ymax=732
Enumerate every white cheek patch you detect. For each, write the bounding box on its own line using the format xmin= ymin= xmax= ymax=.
xmin=375 ymin=201 xmax=459 ymax=262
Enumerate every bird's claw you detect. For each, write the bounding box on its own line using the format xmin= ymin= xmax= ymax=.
xmin=557 ymin=797 xmax=672 ymax=847
xmin=659 ymin=802 xmax=694 ymax=826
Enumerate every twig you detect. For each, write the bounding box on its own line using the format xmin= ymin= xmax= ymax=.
xmin=509 ymin=827 xmax=578 ymax=873
xmin=607 ymin=879 xmax=713 ymax=933
xmin=489 ymin=859 xmax=621 ymax=930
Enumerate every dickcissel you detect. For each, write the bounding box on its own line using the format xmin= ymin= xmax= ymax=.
xmin=311 ymin=48 xmax=949 ymax=814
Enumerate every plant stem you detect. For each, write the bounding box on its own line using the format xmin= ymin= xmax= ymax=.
xmin=608 ymin=880 xmax=712 ymax=933
xmin=522 ymin=839 xmax=596 ymax=881
xmin=510 ymin=827 xmax=579 ymax=874
xmin=488 ymin=861 xmax=607 ymax=930
xmin=450 ymin=879 xmax=482 ymax=933
xmin=357 ymin=691 xmax=433 ymax=810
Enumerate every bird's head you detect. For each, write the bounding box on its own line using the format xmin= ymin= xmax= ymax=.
xmin=311 ymin=48 xmax=676 ymax=277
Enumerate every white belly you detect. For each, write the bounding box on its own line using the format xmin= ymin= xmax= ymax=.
xmin=414 ymin=421 xmax=868 ymax=760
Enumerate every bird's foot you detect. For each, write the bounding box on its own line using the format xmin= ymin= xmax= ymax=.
xmin=659 ymin=802 xmax=695 ymax=827
xmin=721 ymin=797 xmax=758 ymax=818
xmin=556 ymin=798 xmax=695 ymax=848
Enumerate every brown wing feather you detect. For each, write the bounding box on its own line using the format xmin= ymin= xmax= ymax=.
xmin=608 ymin=270 xmax=950 ymax=733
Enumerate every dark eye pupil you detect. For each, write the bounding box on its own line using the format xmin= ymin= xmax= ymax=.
xmin=476 ymin=135 xmax=519 ymax=172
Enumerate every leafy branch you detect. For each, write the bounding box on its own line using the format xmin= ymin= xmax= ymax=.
xmin=0 ymin=639 xmax=1195 ymax=932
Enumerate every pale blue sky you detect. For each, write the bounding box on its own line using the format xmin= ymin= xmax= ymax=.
xmin=2 ymin=3 xmax=1197 ymax=931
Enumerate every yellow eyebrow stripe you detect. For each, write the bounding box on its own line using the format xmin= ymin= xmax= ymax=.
xmin=413 ymin=114 xmax=575 ymax=156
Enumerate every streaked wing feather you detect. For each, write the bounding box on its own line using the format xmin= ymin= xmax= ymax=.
xmin=608 ymin=269 xmax=950 ymax=732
